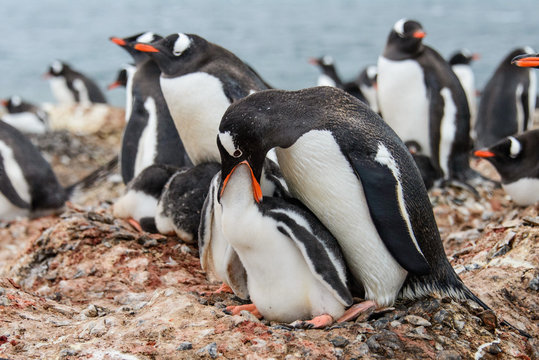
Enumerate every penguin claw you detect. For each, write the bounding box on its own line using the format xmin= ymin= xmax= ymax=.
xmin=337 ymin=300 xmax=377 ymax=323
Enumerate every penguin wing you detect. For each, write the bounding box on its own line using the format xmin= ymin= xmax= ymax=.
xmin=0 ymin=163 xmax=31 ymax=209
xmin=269 ymin=208 xmax=353 ymax=306
xmin=197 ymin=173 xmax=217 ymax=270
xmin=348 ymin=151 xmax=430 ymax=275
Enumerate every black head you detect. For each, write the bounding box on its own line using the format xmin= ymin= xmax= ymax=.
xmin=383 ymin=19 xmax=426 ymax=59
xmin=309 ymin=55 xmax=337 ymax=73
xmin=45 ymin=60 xmax=71 ymax=77
xmin=512 ymin=51 xmax=539 ymax=69
xmin=1 ymin=95 xmax=23 ymax=112
xmin=133 ymin=33 xmax=210 ymax=77
xmin=108 ymin=66 xmax=130 ymax=90
xmin=448 ymin=49 xmax=479 ymax=66
xmin=110 ymin=32 xmax=163 ymax=64
xmin=357 ymin=65 xmax=377 ymax=87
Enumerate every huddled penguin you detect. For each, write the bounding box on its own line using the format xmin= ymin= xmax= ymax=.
xmin=155 ymin=162 xmax=220 ymax=243
xmin=474 ymin=129 xmax=539 ymax=206
xmin=474 ymin=47 xmax=537 ymax=148
xmin=113 ymin=164 xmax=179 ymax=233
xmin=1 ymin=95 xmax=48 ymax=134
xmin=217 ymin=160 xmax=353 ymax=327
xmin=448 ymin=49 xmax=479 ymax=137
xmin=44 ymin=60 xmax=107 ymax=105
xmin=356 ymin=65 xmax=379 ymax=114
xmin=217 ymin=87 xmax=490 ymax=318
xmin=308 ymin=56 xmax=367 ymax=103
xmin=109 ymin=32 xmax=191 ymax=184
xmin=377 ymin=19 xmax=476 ymax=186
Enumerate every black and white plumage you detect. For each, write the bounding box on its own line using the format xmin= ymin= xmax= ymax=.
xmin=110 ymin=32 xmax=191 ymax=184
xmin=107 ymin=66 xmax=131 ymax=90
xmin=1 ymin=96 xmax=48 ymax=134
xmin=474 ymin=129 xmax=539 ymax=206
xmin=405 ymin=140 xmax=441 ymax=190
xmin=356 ymin=65 xmax=379 ymax=114
xmin=155 ymin=162 xmax=220 ymax=243
xmin=217 ymin=86 xmax=485 ymax=308
xmin=44 ymin=60 xmax=107 ymax=105
xmin=134 ymin=33 xmax=272 ymax=165
xmin=218 ymin=161 xmax=353 ymax=323
xmin=377 ymin=19 xmax=476 ymax=185
xmin=474 ymin=47 xmax=537 ymax=148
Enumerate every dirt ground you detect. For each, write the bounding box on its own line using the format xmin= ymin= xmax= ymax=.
xmin=0 ymin=105 xmax=537 ymax=359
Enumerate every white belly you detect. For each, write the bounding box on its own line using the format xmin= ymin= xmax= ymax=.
xmin=377 ymin=56 xmax=430 ymax=156
xmin=276 ymin=130 xmax=407 ymax=306
xmin=160 ymin=73 xmax=230 ymax=165
xmin=49 ymin=77 xmax=76 ymax=105
xmin=133 ymin=97 xmax=158 ymax=177
xmin=503 ymin=178 xmax=539 ymax=206
xmin=2 ymin=113 xmax=47 ymax=134
xmin=113 ymin=189 xmax=158 ymax=222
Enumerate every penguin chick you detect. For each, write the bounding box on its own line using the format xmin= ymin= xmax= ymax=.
xmin=405 ymin=140 xmax=442 ymax=190
xmin=1 ymin=95 xmax=48 ymax=134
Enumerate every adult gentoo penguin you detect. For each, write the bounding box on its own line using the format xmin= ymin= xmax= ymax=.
xmin=134 ymin=33 xmax=272 ymax=165
xmin=110 ymin=32 xmax=191 ymax=184
xmin=377 ymin=19 xmax=475 ymax=186
xmin=44 ymin=61 xmax=107 ymax=105
xmin=217 ymin=87 xmax=489 ymax=317
xmin=474 ymin=47 xmax=537 ymax=148
xmin=474 ymin=129 xmax=539 ymax=206
xmin=448 ymin=49 xmax=479 ymax=137
xmin=1 ymin=95 xmax=48 ymax=134
xmin=218 ymin=161 xmax=353 ymax=327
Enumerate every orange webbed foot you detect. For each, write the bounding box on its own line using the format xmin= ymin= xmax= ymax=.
xmin=337 ymin=300 xmax=377 ymax=323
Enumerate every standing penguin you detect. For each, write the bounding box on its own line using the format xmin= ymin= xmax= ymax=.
xmin=474 ymin=129 xmax=539 ymax=206
xmin=1 ymin=95 xmax=48 ymax=134
xmin=474 ymin=47 xmax=537 ymax=148
xmin=448 ymin=49 xmax=479 ymax=138
xmin=109 ymin=32 xmax=191 ymax=184
xmin=217 ymin=87 xmax=489 ymax=317
xmin=44 ymin=61 xmax=107 ymax=105
xmin=377 ymin=19 xmax=475 ymax=185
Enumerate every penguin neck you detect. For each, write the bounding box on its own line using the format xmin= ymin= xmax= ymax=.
xmin=220 ymin=165 xmax=258 ymax=215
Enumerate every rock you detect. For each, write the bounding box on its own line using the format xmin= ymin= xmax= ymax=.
xmin=197 ymin=342 xmax=218 ymax=359
xmin=528 ymin=275 xmax=539 ymax=291
xmin=177 ymin=342 xmax=193 ymax=351
xmin=366 ymin=330 xmax=402 ymax=356
xmin=404 ymin=315 xmax=432 ymax=327
xmin=329 ymin=336 xmax=349 ymax=348
xmin=372 ymin=318 xmax=389 ymax=330
xmin=433 ymin=309 xmax=453 ymax=327
xmin=239 ymin=310 xmax=261 ymax=323
xmin=0 ymin=287 xmax=5 ymax=295
xmin=437 ymin=350 xmax=462 ymax=360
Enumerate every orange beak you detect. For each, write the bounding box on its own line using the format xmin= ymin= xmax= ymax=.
xmin=474 ymin=150 xmax=495 ymax=158
xmin=413 ymin=30 xmax=426 ymax=39
xmin=107 ymin=81 xmax=121 ymax=90
xmin=221 ymin=160 xmax=263 ymax=203
xmin=308 ymin=57 xmax=319 ymax=65
xmin=110 ymin=37 xmax=126 ymax=46
xmin=513 ymin=56 xmax=539 ymax=68
xmin=134 ymin=43 xmax=159 ymax=53
xmin=472 ymin=53 xmax=481 ymax=61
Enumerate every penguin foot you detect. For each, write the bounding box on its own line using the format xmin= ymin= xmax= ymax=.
xmin=336 ymin=300 xmax=377 ymax=323
xmin=214 ymin=283 xmax=234 ymax=294
xmin=290 ymin=314 xmax=333 ymax=329
xmin=225 ymin=303 xmax=262 ymax=319
xmin=127 ymin=218 xmax=143 ymax=232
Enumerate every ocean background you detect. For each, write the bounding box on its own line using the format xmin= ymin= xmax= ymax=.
xmin=1 ymin=0 xmax=538 ymax=107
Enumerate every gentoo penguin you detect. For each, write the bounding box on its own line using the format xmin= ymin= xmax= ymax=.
xmin=308 ymin=56 xmax=367 ymax=103
xmin=377 ymin=19 xmax=476 ymax=185
xmin=512 ymin=53 xmax=539 ymax=68
xmin=405 ymin=140 xmax=442 ymax=190
xmin=113 ymin=164 xmax=179 ymax=233
xmin=107 ymin=67 xmax=130 ymax=90
xmin=448 ymin=49 xmax=479 ymax=138
xmin=1 ymin=96 xmax=48 ymax=134
xmin=474 ymin=129 xmax=539 ymax=206
xmin=356 ymin=65 xmax=379 ymax=114
xmin=217 ymin=87 xmax=488 ymax=316
xmin=44 ymin=61 xmax=107 ymax=105
xmin=218 ymin=161 xmax=353 ymax=327
xmin=155 ymin=162 xmax=220 ymax=242
xmin=109 ymin=32 xmax=191 ymax=184
xmin=475 ymin=47 xmax=537 ymax=148
xmin=133 ymin=33 xmax=272 ymax=165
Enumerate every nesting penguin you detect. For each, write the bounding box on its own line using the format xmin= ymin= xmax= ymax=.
xmin=1 ymin=96 xmax=48 ymax=134
xmin=218 ymin=160 xmax=353 ymax=326
xmin=474 ymin=47 xmax=537 ymax=148
xmin=474 ymin=129 xmax=539 ymax=206
xmin=109 ymin=32 xmax=191 ymax=184
xmin=44 ymin=61 xmax=107 ymax=105
xmin=377 ymin=19 xmax=476 ymax=185
xmin=217 ymin=87 xmax=488 ymax=315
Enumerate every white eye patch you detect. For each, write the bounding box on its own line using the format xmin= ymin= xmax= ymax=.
xmin=393 ymin=18 xmax=407 ymax=37
xmin=137 ymin=32 xmax=156 ymax=44
xmin=173 ymin=33 xmax=192 ymax=56
xmin=218 ymin=131 xmax=237 ymax=157
xmin=52 ymin=60 xmax=63 ymax=73
xmin=508 ymin=136 xmax=521 ymax=158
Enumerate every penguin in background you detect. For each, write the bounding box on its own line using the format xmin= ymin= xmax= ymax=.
xmin=448 ymin=49 xmax=480 ymax=138
xmin=109 ymin=32 xmax=191 ymax=184
xmin=475 ymin=129 xmax=539 ymax=206
xmin=308 ymin=56 xmax=368 ymax=104
xmin=356 ymin=65 xmax=379 ymax=114
xmin=44 ymin=61 xmax=107 ymax=106
xmin=377 ymin=19 xmax=477 ymax=187
xmin=1 ymin=95 xmax=48 ymax=134
xmin=474 ymin=47 xmax=537 ymax=148
xmin=405 ymin=140 xmax=442 ymax=190
xmin=107 ymin=66 xmax=133 ymax=90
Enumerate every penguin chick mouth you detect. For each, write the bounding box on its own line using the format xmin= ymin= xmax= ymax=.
xmin=512 ymin=55 xmax=539 ymax=68
xmin=110 ymin=37 xmax=127 ymax=46
xmin=134 ymin=43 xmax=160 ymax=53
xmin=474 ymin=150 xmax=495 ymax=158
xmin=221 ymin=160 xmax=263 ymax=203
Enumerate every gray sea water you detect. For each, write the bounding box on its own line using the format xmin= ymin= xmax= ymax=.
xmin=1 ymin=0 xmax=538 ymax=106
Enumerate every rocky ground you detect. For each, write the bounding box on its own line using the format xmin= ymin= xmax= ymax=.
xmin=0 ymin=106 xmax=537 ymax=359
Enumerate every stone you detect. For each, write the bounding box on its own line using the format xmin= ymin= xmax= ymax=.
xmin=329 ymin=336 xmax=349 ymax=348
xmin=404 ymin=315 xmax=432 ymax=327
xmin=437 ymin=350 xmax=462 ymax=360
xmin=197 ymin=342 xmax=218 ymax=359
xmin=528 ymin=275 xmax=539 ymax=291
xmin=177 ymin=342 xmax=193 ymax=351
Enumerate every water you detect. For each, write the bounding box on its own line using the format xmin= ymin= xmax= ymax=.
xmin=1 ymin=0 xmax=538 ymax=107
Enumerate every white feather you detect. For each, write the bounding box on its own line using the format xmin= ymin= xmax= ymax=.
xmin=1 ymin=113 xmax=47 ymax=134
xmin=508 ymin=136 xmax=521 ymax=158
xmin=49 ymin=77 xmax=76 ymax=105
xmin=113 ymin=189 xmax=158 ymax=221
xmin=124 ymin=65 xmax=137 ymax=122
xmin=439 ymin=87 xmax=457 ymax=178
xmin=317 ymin=74 xmax=337 ymax=87
xmin=173 ymin=33 xmax=192 ymax=56
xmin=503 ymin=178 xmax=539 ymax=206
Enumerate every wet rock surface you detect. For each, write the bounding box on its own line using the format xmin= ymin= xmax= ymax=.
xmin=0 ymin=107 xmax=537 ymax=359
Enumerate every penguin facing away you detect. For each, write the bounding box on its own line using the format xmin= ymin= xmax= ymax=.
xmin=1 ymin=96 xmax=48 ymax=134
xmin=474 ymin=129 xmax=539 ymax=206
xmin=377 ymin=19 xmax=476 ymax=185
xmin=474 ymin=47 xmax=537 ymax=148
xmin=217 ymin=87 xmax=489 ymax=316
xmin=44 ymin=61 xmax=107 ymax=105
xmin=218 ymin=160 xmax=353 ymax=327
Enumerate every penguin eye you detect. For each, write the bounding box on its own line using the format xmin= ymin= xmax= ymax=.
xmin=233 ymin=149 xmax=242 ymax=158
xmin=173 ymin=50 xmax=183 ymax=56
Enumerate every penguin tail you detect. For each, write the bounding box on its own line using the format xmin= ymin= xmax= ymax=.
xmin=64 ymin=156 xmax=119 ymax=199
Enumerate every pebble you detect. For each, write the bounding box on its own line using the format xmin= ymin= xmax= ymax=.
xmin=372 ymin=318 xmax=389 ymax=330
xmin=177 ymin=342 xmax=193 ymax=351
xmin=197 ymin=342 xmax=218 ymax=359
xmin=0 ymin=296 xmax=10 ymax=306
xmin=404 ymin=315 xmax=432 ymax=327
xmin=366 ymin=330 xmax=402 ymax=355
xmin=437 ymin=350 xmax=462 ymax=360
xmin=433 ymin=309 xmax=453 ymax=327
xmin=528 ymin=275 xmax=539 ymax=291
xmin=0 ymin=287 xmax=5 ymax=295
xmin=329 ymin=336 xmax=349 ymax=348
